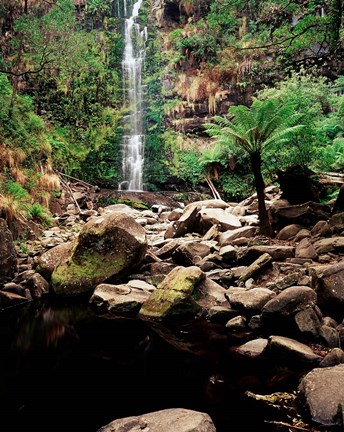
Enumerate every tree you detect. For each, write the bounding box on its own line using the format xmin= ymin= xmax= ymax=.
xmin=205 ymin=98 xmax=304 ymax=236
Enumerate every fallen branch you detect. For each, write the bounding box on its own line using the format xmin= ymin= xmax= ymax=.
xmin=57 ymin=175 xmax=81 ymax=214
xmin=265 ymin=420 xmax=320 ymax=431
xmin=56 ymin=171 xmax=97 ymax=189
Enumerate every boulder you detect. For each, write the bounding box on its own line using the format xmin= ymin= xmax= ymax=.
xmin=35 ymin=241 xmax=74 ymax=280
xmin=172 ymin=241 xmax=212 ymax=266
xmin=51 ymin=212 xmax=147 ymax=295
xmin=266 ymin=335 xmax=322 ymax=365
xmin=90 ymin=283 xmax=152 ymax=317
xmin=270 ymin=202 xmax=331 ymax=229
xmin=26 ymin=272 xmax=50 ymax=298
xmin=199 ymin=208 xmax=241 ymax=232
xmin=262 ymin=286 xmax=317 ymax=317
xmin=226 ymin=287 xmax=276 ymax=313
xmin=298 ymin=364 xmax=344 ymax=427
xmin=167 ymin=205 xmax=199 ymax=238
xmin=309 ymin=260 xmax=344 ymax=316
xmin=295 ymin=238 xmax=317 ymax=260
xmin=320 ymin=348 xmax=344 ymax=368
xmin=98 ymin=408 xmax=216 ymax=432
xmin=276 ymin=224 xmax=304 ymax=240
xmin=219 ymin=226 xmax=256 ymax=246
xmin=0 ymin=218 xmax=17 ymax=283
xmin=139 ymin=266 xmax=205 ymax=323
xmin=240 ymin=246 xmax=295 ymax=264
xmin=313 ymin=237 xmax=344 ymax=254
xmin=0 ymin=290 xmax=30 ymax=310
xmin=235 ymin=338 xmax=268 ymax=360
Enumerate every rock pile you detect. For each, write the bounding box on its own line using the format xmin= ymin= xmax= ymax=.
xmin=2 ymin=188 xmax=344 ymax=429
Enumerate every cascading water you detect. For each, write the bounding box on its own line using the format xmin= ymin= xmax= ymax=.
xmin=118 ymin=0 xmax=147 ymax=191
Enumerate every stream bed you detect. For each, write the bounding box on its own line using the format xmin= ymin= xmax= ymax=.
xmin=0 ymin=301 xmax=296 ymax=432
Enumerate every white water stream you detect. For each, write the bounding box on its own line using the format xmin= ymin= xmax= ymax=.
xmin=118 ymin=0 xmax=147 ymax=191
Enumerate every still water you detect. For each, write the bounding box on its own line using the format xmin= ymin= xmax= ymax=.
xmin=0 ymin=301 xmax=287 ymax=432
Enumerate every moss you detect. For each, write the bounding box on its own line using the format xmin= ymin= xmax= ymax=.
xmin=51 ymin=249 xmax=127 ymax=295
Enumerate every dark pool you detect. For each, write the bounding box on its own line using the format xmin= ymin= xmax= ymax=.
xmin=0 ymin=301 xmax=293 ymax=432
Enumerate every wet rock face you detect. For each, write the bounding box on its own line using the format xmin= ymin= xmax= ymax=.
xmin=98 ymin=408 xmax=217 ymax=432
xmin=51 ymin=212 xmax=147 ymax=295
xmin=0 ymin=218 xmax=17 ymax=284
xmin=298 ymin=364 xmax=344 ymax=427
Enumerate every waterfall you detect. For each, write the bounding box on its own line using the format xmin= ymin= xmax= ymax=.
xmin=118 ymin=0 xmax=147 ymax=191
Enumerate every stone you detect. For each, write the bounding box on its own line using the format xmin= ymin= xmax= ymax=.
xmin=98 ymin=408 xmax=217 ymax=432
xmin=313 ymin=237 xmax=344 ymax=254
xmin=199 ymin=208 xmax=242 ymax=232
xmin=320 ymin=348 xmax=344 ymax=368
xmin=310 ymin=220 xmax=332 ymax=237
xmin=51 ymin=212 xmax=147 ymax=295
xmin=240 ymin=246 xmax=295 ymax=264
xmin=0 ymin=218 xmax=17 ymax=283
xmin=262 ymin=286 xmax=317 ymax=317
xmin=276 ymin=224 xmax=304 ymax=240
xmin=266 ymin=335 xmax=322 ymax=365
xmin=329 ymin=212 xmax=344 ymax=233
xmin=235 ymin=338 xmax=268 ymax=359
xmin=294 ymin=229 xmax=311 ymax=242
xmin=309 ymin=260 xmax=344 ymax=315
xmin=90 ymin=283 xmax=151 ymax=317
xmin=155 ymin=239 xmax=182 ymax=259
xmin=172 ymin=242 xmax=212 ymax=266
xmin=238 ymin=253 xmax=273 ymax=283
xmin=226 ymin=287 xmax=276 ymax=312
xmin=35 ymin=241 xmax=74 ymax=280
xmin=184 ymin=199 xmax=229 ymax=211
xmin=320 ymin=325 xmax=339 ymax=348
xmin=206 ymin=306 xmax=239 ymax=324
xmin=168 ymin=208 xmax=183 ymax=221
xmin=219 ymin=226 xmax=256 ymax=246
xmin=26 ymin=272 xmax=50 ymax=298
xmin=0 ymin=290 xmax=30 ymax=310
xmin=139 ymin=266 xmax=205 ymax=323
xmin=294 ymin=308 xmax=321 ymax=339
xmin=219 ymin=245 xmax=237 ymax=262
xmin=295 ymin=238 xmax=317 ymax=260
xmin=298 ymin=364 xmax=344 ymax=427
xmin=270 ymin=201 xmax=331 ymax=229
xmin=225 ymin=315 xmax=246 ymax=332
xmin=168 ymin=205 xmax=199 ymax=238
xmin=196 ymin=278 xmax=227 ymax=308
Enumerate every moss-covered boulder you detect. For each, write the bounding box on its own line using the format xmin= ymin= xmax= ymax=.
xmin=139 ymin=266 xmax=205 ymax=323
xmin=51 ymin=212 xmax=147 ymax=295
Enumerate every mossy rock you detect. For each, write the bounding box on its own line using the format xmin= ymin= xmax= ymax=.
xmin=51 ymin=212 xmax=147 ymax=295
xmin=139 ymin=266 xmax=205 ymax=323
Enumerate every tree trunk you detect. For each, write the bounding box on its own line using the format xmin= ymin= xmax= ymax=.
xmin=250 ymin=152 xmax=273 ymax=237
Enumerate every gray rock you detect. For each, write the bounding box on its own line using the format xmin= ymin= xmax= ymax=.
xmin=226 ymin=287 xmax=276 ymax=312
xmin=294 ymin=229 xmax=311 ymax=242
xmin=98 ymin=408 xmax=217 ymax=432
xmin=172 ymin=242 xmax=212 ymax=266
xmin=150 ymin=262 xmax=176 ymax=286
xmin=295 ymin=238 xmax=317 ymax=260
xmin=90 ymin=283 xmax=151 ymax=317
xmin=320 ymin=348 xmax=344 ymax=368
xmin=199 ymin=208 xmax=241 ymax=232
xmin=266 ymin=335 xmax=322 ymax=365
xmin=262 ymin=286 xmax=317 ymax=317
xmin=270 ymin=201 xmax=331 ymax=229
xmin=320 ymin=325 xmax=339 ymax=348
xmin=240 ymin=245 xmax=295 ymax=264
xmin=313 ymin=236 xmax=344 ymax=254
xmin=276 ymin=224 xmax=304 ymax=240
xmin=0 ymin=218 xmax=17 ymax=283
xmin=35 ymin=241 xmax=75 ymax=280
xmin=309 ymin=260 xmax=344 ymax=313
xmin=168 ymin=204 xmax=199 ymax=238
xmin=235 ymin=338 xmax=268 ymax=359
xmin=329 ymin=212 xmax=344 ymax=233
xmin=225 ymin=315 xmax=246 ymax=332
xmin=219 ymin=245 xmax=237 ymax=262
xmin=294 ymin=308 xmax=321 ymax=338
xmin=298 ymin=364 xmax=344 ymax=426
xmin=26 ymin=273 xmax=49 ymax=298
xmin=206 ymin=306 xmax=239 ymax=324
xmin=310 ymin=220 xmax=332 ymax=237
xmin=219 ymin=226 xmax=256 ymax=246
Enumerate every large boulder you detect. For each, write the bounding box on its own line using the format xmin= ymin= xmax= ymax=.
xmin=98 ymin=408 xmax=217 ymax=432
xmin=199 ymin=208 xmax=241 ymax=232
xmin=270 ymin=201 xmax=331 ymax=229
xmin=0 ymin=218 xmax=17 ymax=284
xmin=51 ymin=212 xmax=147 ymax=295
xmin=298 ymin=364 xmax=344 ymax=427
xmin=262 ymin=286 xmax=317 ymax=317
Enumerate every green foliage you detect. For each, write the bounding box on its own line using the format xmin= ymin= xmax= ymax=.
xmin=26 ymin=202 xmax=52 ymax=226
xmin=5 ymin=181 xmax=29 ymax=200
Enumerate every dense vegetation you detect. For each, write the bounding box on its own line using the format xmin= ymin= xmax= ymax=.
xmin=0 ymin=0 xmax=343 ymax=227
